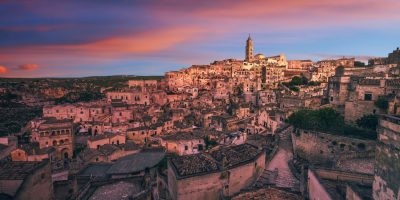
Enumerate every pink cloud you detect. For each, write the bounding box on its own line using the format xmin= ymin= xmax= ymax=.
xmin=19 ymin=64 xmax=39 ymax=70
xmin=0 ymin=66 xmax=8 ymax=74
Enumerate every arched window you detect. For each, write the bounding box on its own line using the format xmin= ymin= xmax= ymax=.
xmin=60 ymin=140 xmax=64 ymax=145
xmin=52 ymin=140 xmax=57 ymax=146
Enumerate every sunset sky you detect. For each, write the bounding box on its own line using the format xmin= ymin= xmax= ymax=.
xmin=1 ymin=0 xmax=400 ymax=77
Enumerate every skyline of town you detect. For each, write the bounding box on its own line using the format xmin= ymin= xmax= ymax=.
xmin=0 ymin=1 xmax=400 ymax=200
xmin=1 ymin=0 xmax=400 ymax=77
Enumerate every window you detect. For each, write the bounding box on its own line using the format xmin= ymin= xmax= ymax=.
xmin=364 ymin=93 xmax=372 ymax=101
xmin=185 ymin=146 xmax=188 ymax=150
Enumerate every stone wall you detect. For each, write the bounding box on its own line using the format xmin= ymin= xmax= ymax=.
xmin=291 ymin=129 xmax=376 ymax=165
xmin=373 ymin=115 xmax=400 ymax=200
xmin=307 ymin=169 xmax=332 ymax=200
xmin=344 ymin=101 xmax=381 ymax=122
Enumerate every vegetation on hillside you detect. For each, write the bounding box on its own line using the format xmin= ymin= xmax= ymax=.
xmin=354 ymin=61 xmax=366 ymax=67
xmin=287 ymin=108 xmax=377 ymax=140
xmin=55 ymin=91 xmax=105 ymax=104
xmin=282 ymin=75 xmax=320 ymax=92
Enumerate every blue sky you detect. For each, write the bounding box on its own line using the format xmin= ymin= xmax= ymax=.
xmin=0 ymin=0 xmax=399 ymax=77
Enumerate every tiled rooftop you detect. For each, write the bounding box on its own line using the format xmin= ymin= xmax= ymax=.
xmin=106 ymin=150 xmax=165 ymax=175
xmin=0 ymin=161 xmax=46 ymax=180
xmin=19 ymin=142 xmax=55 ymax=155
xmin=161 ymin=132 xmax=203 ymax=141
xmin=88 ymin=132 xmax=121 ymax=142
xmin=170 ymin=144 xmax=262 ymax=178
xmin=171 ymin=154 xmax=219 ymax=177
xmin=210 ymin=144 xmax=261 ymax=168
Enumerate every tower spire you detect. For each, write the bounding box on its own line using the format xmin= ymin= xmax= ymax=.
xmin=246 ymin=34 xmax=254 ymax=62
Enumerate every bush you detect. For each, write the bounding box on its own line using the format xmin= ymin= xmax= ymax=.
xmin=287 ymin=108 xmax=344 ymax=131
xmin=288 ymin=108 xmax=377 ymax=140
xmin=375 ymin=97 xmax=389 ymax=110
xmin=354 ymin=61 xmax=366 ymax=67
xmin=356 ymin=114 xmax=378 ymax=130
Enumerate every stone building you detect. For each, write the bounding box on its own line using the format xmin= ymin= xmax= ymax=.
xmin=327 ymin=67 xmax=400 ymax=121
xmin=287 ymin=60 xmax=313 ymax=70
xmin=167 ymin=144 xmax=265 ymax=200
xmin=0 ymin=136 xmax=17 ymax=160
xmin=373 ymin=115 xmax=400 ymax=199
xmin=10 ymin=142 xmax=55 ymax=162
xmin=0 ymin=159 xmax=53 ymax=200
xmin=31 ymin=118 xmax=74 ymax=160
xmin=160 ymin=132 xmax=205 ymax=155
xmin=368 ymin=47 xmax=400 ymax=66
xmin=387 ymin=47 xmax=400 ymax=65
xmin=87 ymin=132 xmax=126 ymax=149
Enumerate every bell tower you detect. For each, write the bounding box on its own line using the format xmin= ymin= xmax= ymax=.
xmin=245 ymin=34 xmax=254 ymax=62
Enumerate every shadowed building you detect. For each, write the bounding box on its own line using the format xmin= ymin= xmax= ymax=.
xmin=0 ymin=159 xmax=53 ymax=200
xmin=167 ymin=144 xmax=265 ymax=200
xmin=373 ymin=115 xmax=400 ymax=199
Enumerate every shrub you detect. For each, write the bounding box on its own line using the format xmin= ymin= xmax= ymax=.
xmin=374 ymin=97 xmax=389 ymax=110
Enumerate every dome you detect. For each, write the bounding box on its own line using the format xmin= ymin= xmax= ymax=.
xmin=255 ymin=54 xmax=265 ymax=59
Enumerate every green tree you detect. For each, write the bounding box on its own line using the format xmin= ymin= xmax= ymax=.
xmin=354 ymin=61 xmax=366 ymax=67
xmin=287 ymin=108 xmax=344 ymax=131
xmin=375 ymin=97 xmax=389 ymax=110
xmin=356 ymin=115 xmax=378 ymax=130
xmin=291 ymin=76 xmax=303 ymax=85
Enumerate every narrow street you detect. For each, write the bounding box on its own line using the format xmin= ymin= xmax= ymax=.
xmin=255 ymin=126 xmax=299 ymax=190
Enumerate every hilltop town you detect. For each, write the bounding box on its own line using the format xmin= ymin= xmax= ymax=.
xmin=0 ymin=37 xmax=399 ymax=200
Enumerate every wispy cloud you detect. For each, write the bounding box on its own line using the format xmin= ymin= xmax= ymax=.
xmin=18 ymin=64 xmax=39 ymax=70
xmin=0 ymin=0 xmax=399 ymax=77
